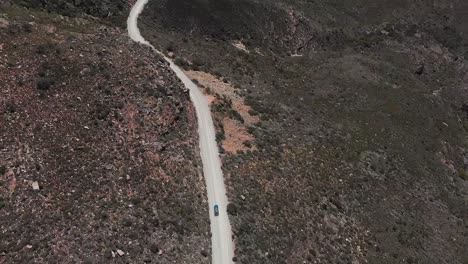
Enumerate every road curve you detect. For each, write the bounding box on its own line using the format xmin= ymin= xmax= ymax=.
xmin=128 ymin=1 xmax=235 ymax=263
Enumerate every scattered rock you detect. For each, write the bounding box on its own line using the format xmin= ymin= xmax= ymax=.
xmin=0 ymin=18 xmax=9 ymax=29
xmin=380 ymin=29 xmax=389 ymax=35
xmin=7 ymin=171 xmax=16 ymax=192
xmin=31 ymin=181 xmax=40 ymax=191
xmin=45 ymin=24 xmax=56 ymax=34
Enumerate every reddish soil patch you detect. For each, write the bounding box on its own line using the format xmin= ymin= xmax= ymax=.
xmin=185 ymin=70 xmax=259 ymax=153
xmin=221 ymin=118 xmax=254 ymax=153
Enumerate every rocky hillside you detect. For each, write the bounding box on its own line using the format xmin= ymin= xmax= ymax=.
xmin=11 ymin=0 xmax=129 ymax=26
xmin=140 ymin=0 xmax=468 ymax=263
xmin=0 ymin=4 xmax=210 ymax=263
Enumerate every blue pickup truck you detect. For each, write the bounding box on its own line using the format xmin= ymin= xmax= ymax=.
xmin=214 ymin=205 xmax=219 ymax=216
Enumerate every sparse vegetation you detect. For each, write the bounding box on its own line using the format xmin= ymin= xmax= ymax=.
xmin=141 ymin=0 xmax=468 ymax=262
xmin=174 ymin=57 xmax=189 ymax=69
xmin=3 ymin=0 xmax=468 ymax=263
xmin=248 ymin=109 xmax=258 ymax=116
xmin=0 ymin=7 xmax=208 ymax=263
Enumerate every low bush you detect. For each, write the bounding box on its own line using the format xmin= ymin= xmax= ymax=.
xmin=458 ymin=169 xmax=468 ymax=180
xmin=192 ymin=57 xmax=205 ymax=67
xmin=216 ymin=132 xmax=225 ymax=143
xmin=227 ymin=203 xmax=238 ymax=215
xmin=166 ymin=42 xmax=176 ymax=52
xmin=37 ymin=78 xmax=52 ymax=90
xmin=248 ymin=109 xmax=258 ymax=116
xmin=174 ymin=57 xmax=190 ymax=70
xmin=229 ymin=109 xmax=244 ymax=123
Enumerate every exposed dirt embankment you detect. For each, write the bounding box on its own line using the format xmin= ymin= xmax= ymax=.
xmin=0 ymin=6 xmax=209 ymax=263
xmin=185 ymin=70 xmax=259 ymax=153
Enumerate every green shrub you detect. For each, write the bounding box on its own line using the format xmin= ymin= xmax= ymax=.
xmin=166 ymin=42 xmax=176 ymax=52
xmin=260 ymin=115 xmax=270 ymax=121
xmin=37 ymin=78 xmax=52 ymax=90
xmin=230 ymin=109 xmax=244 ymax=123
xmin=458 ymin=169 xmax=468 ymax=180
xmin=174 ymin=57 xmax=187 ymax=67
xmin=213 ymin=70 xmax=223 ymax=78
xmin=226 ymin=203 xmax=238 ymax=215
xmin=216 ymin=132 xmax=225 ymax=143
xmin=248 ymin=109 xmax=259 ymax=116
xmin=192 ymin=57 xmax=205 ymax=66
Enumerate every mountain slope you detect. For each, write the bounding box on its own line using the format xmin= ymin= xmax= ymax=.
xmin=0 ymin=4 xmax=210 ymax=263
xmin=139 ymin=0 xmax=468 ymax=263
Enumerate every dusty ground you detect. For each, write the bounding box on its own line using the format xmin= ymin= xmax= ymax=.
xmin=0 ymin=5 xmax=210 ymax=263
xmin=220 ymin=117 xmax=252 ymax=154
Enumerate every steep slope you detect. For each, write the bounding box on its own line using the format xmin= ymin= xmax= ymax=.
xmin=139 ymin=0 xmax=468 ymax=263
xmin=0 ymin=5 xmax=209 ymax=263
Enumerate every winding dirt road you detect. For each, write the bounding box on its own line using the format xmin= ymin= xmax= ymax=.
xmin=128 ymin=1 xmax=235 ymax=263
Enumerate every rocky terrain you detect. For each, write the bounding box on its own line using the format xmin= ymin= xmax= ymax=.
xmin=2 ymin=0 xmax=468 ymax=263
xmin=140 ymin=0 xmax=468 ymax=263
xmin=11 ymin=0 xmax=129 ymax=26
xmin=0 ymin=3 xmax=210 ymax=263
